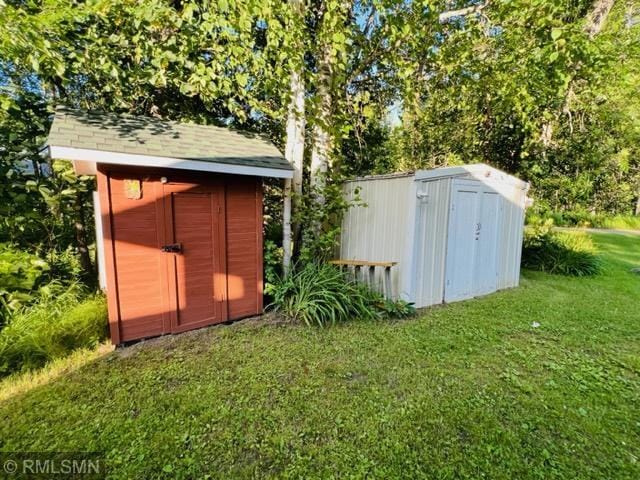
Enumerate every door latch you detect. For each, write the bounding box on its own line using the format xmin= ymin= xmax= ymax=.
xmin=161 ymin=243 xmax=182 ymax=253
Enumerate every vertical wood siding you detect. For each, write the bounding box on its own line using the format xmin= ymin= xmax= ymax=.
xmin=225 ymin=178 xmax=263 ymax=319
xmin=105 ymin=170 xmax=168 ymax=341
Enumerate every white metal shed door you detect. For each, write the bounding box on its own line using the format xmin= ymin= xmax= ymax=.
xmin=444 ymin=184 xmax=480 ymax=302
xmin=444 ymin=180 xmax=500 ymax=302
xmin=473 ymin=190 xmax=500 ymax=296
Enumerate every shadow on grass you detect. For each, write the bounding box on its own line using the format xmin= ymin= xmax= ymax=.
xmin=0 ymin=343 xmax=114 ymax=404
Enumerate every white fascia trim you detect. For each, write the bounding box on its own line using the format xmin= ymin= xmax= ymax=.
xmin=48 ymin=146 xmax=294 ymax=179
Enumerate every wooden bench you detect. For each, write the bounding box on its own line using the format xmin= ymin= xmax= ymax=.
xmin=329 ymin=260 xmax=397 ymax=298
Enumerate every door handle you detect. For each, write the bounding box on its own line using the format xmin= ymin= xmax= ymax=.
xmin=161 ymin=243 xmax=182 ymax=253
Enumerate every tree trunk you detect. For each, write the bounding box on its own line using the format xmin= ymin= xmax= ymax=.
xmin=74 ymin=192 xmax=95 ymax=284
xmin=635 ymin=194 xmax=640 ymax=216
xmin=309 ymin=45 xmax=333 ymax=196
xmin=585 ymin=0 xmax=616 ymax=38
xmin=541 ymin=0 xmax=616 ymax=147
xmin=282 ymin=0 xmax=306 ymax=273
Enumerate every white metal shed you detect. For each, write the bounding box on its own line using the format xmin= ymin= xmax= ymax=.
xmin=339 ymin=163 xmax=531 ymax=308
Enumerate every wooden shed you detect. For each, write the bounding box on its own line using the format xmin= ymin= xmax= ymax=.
xmin=44 ymin=107 xmax=292 ymax=344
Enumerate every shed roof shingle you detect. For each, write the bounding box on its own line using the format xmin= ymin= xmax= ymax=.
xmin=47 ymin=106 xmax=291 ymax=172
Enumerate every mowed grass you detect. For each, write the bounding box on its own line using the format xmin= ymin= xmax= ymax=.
xmin=0 ymin=233 xmax=639 ymax=479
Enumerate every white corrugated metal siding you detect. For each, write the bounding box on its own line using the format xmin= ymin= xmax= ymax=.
xmin=411 ymin=178 xmax=451 ymax=307
xmin=496 ymin=184 xmax=526 ymax=289
xmin=340 ymin=175 xmax=414 ymax=298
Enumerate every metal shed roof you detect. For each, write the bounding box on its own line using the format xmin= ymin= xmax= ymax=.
xmin=44 ymin=106 xmax=293 ymax=178
xmin=414 ymin=164 xmax=529 ymax=190
xmin=344 ymin=164 xmax=529 ymax=190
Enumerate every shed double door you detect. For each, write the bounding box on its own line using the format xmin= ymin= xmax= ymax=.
xmin=444 ymin=179 xmax=501 ymax=302
xmin=100 ymin=171 xmax=229 ymax=343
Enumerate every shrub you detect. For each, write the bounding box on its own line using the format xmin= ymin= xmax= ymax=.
xmin=267 ymin=263 xmax=379 ymax=326
xmin=0 ymin=244 xmax=50 ymax=323
xmin=45 ymin=246 xmax=86 ymax=284
xmin=0 ymin=283 xmax=108 ymax=377
xmin=374 ymin=298 xmax=416 ymax=319
xmin=522 ymin=220 xmax=602 ymax=276
xmin=263 ymin=240 xmax=283 ymax=287
xmin=267 ymin=263 xmax=416 ymax=326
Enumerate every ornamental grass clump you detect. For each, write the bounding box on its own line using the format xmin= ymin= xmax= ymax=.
xmin=267 ymin=263 xmax=380 ymax=326
xmin=0 ymin=283 xmax=108 ymax=378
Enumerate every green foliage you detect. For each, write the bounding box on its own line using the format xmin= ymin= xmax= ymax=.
xmin=263 ymin=239 xmax=283 ymax=287
xmin=0 ymin=245 xmax=50 ymax=322
xmin=267 ymin=262 xmax=378 ymax=326
xmin=0 ymin=244 xmax=49 ymax=292
xmin=0 ymin=285 xmax=107 ymax=378
xmin=373 ymin=297 xmax=416 ymax=319
xmin=379 ymin=0 xmax=640 ymax=216
xmin=529 ymin=208 xmax=640 ymax=231
xmin=0 ymin=243 xmax=88 ymax=324
xmin=295 ymin=179 xmax=363 ymax=264
xmin=0 ymin=233 xmax=637 ymax=479
xmin=522 ymin=220 xmax=602 ymax=276
xmin=0 ymin=91 xmax=96 ymax=283
xmin=598 ymin=215 xmax=640 ymax=231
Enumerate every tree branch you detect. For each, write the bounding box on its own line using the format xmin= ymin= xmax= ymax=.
xmin=584 ymin=0 xmax=616 ymax=37
xmin=439 ymin=3 xmax=489 ymax=23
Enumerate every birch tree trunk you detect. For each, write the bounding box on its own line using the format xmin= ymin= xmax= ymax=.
xmin=309 ymin=44 xmax=333 ymax=194
xmin=283 ymin=67 xmax=306 ymax=272
xmin=540 ymin=0 xmax=616 ymax=148
xmin=585 ymin=0 xmax=616 ymax=38
xmin=282 ymin=0 xmax=306 ymax=273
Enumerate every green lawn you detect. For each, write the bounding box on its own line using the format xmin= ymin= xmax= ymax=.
xmin=1 ymin=233 xmax=639 ymax=479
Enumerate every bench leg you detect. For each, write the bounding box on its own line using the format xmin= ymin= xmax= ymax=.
xmin=368 ymin=266 xmax=375 ymax=290
xmin=384 ymin=266 xmax=392 ymax=299
xmin=354 ymin=265 xmax=361 ymax=283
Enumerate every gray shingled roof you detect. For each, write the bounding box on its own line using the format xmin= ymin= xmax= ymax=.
xmin=47 ymin=106 xmax=291 ymax=172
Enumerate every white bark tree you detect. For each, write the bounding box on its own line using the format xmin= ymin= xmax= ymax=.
xmin=282 ymin=0 xmax=306 ymax=273
xmin=309 ymin=0 xmax=351 ymax=200
xmin=309 ymin=45 xmax=333 ymax=192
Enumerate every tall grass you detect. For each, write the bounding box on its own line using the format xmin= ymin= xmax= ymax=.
xmin=527 ymin=211 xmax=640 ymax=231
xmin=0 ymin=283 xmax=108 ymax=378
xmin=597 ymin=215 xmax=640 ymax=231
xmin=0 ymin=343 xmax=113 ymax=403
